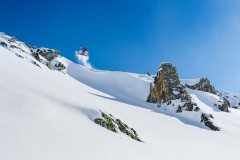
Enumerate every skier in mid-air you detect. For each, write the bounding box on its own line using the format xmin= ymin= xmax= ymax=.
xmin=76 ymin=45 xmax=88 ymax=56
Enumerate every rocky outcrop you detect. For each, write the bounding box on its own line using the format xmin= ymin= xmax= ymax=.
xmin=218 ymin=97 xmax=230 ymax=112
xmin=8 ymin=36 xmax=17 ymax=43
xmin=10 ymin=45 xmax=27 ymax=53
xmin=0 ymin=33 xmax=66 ymax=72
xmin=147 ymin=63 xmax=188 ymax=103
xmin=201 ymin=113 xmax=220 ymax=131
xmin=54 ymin=62 xmax=66 ymax=71
xmin=182 ymin=79 xmax=229 ymax=112
xmin=31 ymin=48 xmax=59 ymax=61
xmin=32 ymin=52 xmax=41 ymax=62
xmin=217 ymin=91 xmax=240 ymax=109
xmin=147 ymin=62 xmax=220 ymax=131
xmin=31 ymin=48 xmax=66 ymax=71
xmin=147 ymin=63 xmax=197 ymax=111
xmin=185 ymin=78 xmax=216 ymax=94
xmin=94 ymin=112 xmax=141 ymax=142
xmin=30 ymin=47 xmax=66 ymax=71
xmin=0 ymin=41 xmax=7 ymax=47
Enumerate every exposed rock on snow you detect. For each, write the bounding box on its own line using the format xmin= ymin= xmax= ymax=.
xmin=147 ymin=63 xmax=220 ymax=130
xmin=31 ymin=47 xmax=58 ymax=61
xmin=201 ymin=113 xmax=220 ymax=131
xmin=94 ymin=111 xmax=141 ymax=142
xmin=218 ymin=97 xmax=230 ymax=112
xmin=181 ymin=78 xmax=230 ymax=112
xmin=0 ymin=41 xmax=7 ymax=47
xmin=182 ymin=78 xmax=217 ymax=94
xmin=2 ymin=32 xmax=240 ymax=160
xmin=147 ymin=63 xmax=186 ymax=103
xmin=218 ymin=91 xmax=240 ymax=109
xmin=147 ymin=63 xmax=196 ymax=111
xmin=0 ymin=32 xmax=66 ymax=71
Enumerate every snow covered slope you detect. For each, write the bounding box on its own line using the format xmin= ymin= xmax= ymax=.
xmin=1 ymin=34 xmax=240 ymax=160
xmin=218 ymin=91 xmax=240 ymax=109
xmin=0 ymin=32 xmax=67 ymax=71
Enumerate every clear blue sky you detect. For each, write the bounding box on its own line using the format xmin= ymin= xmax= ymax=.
xmin=1 ymin=0 xmax=240 ymax=91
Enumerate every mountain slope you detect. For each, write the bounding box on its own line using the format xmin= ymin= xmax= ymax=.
xmin=1 ymin=34 xmax=240 ymax=160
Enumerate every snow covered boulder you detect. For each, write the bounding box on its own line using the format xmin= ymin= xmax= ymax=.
xmin=94 ymin=111 xmax=142 ymax=142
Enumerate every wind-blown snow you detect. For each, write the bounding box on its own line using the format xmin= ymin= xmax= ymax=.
xmin=1 ymin=42 xmax=240 ymax=160
xmin=75 ymin=53 xmax=92 ymax=69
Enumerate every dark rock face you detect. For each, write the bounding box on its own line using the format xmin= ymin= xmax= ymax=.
xmin=8 ymin=36 xmax=17 ymax=43
xmin=94 ymin=112 xmax=142 ymax=142
xmin=218 ymin=98 xmax=230 ymax=112
xmin=0 ymin=41 xmax=7 ymax=47
xmin=201 ymin=113 xmax=220 ymax=131
xmin=147 ymin=63 xmax=193 ymax=107
xmin=183 ymin=78 xmax=229 ymax=112
xmin=147 ymin=62 xmax=220 ymax=131
xmin=32 ymin=48 xmax=58 ymax=61
xmin=186 ymin=78 xmax=216 ymax=94
xmin=0 ymin=33 xmax=66 ymax=72
xmin=54 ymin=62 xmax=66 ymax=71
xmin=32 ymin=52 xmax=41 ymax=62
xmin=10 ymin=45 xmax=26 ymax=53
xmin=94 ymin=112 xmax=117 ymax=133
xmin=217 ymin=91 xmax=240 ymax=109
xmin=182 ymin=102 xmax=197 ymax=111
xmin=31 ymin=48 xmax=66 ymax=71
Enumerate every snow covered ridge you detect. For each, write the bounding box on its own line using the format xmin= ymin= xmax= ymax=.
xmin=1 ymin=33 xmax=240 ymax=160
xmin=181 ymin=78 xmax=216 ymax=94
xmin=147 ymin=63 xmax=233 ymax=131
xmin=218 ymin=91 xmax=240 ymax=109
xmin=0 ymin=32 xmax=66 ymax=71
xmin=181 ymin=78 xmax=238 ymax=110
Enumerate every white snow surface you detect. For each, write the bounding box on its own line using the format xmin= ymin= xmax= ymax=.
xmin=1 ymin=42 xmax=240 ymax=160
xmin=218 ymin=91 xmax=240 ymax=109
xmin=180 ymin=78 xmax=201 ymax=86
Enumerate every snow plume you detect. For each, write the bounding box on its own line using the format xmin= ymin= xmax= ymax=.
xmin=75 ymin=52 xmax=92 ymax=69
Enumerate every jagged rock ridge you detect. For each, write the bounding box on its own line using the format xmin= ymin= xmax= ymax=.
xmin=147 ymin=62 xmax=220 ymax=131
xmin=183 ymin=78 xmax=217 ymax=94
xmin=0 ymin=32 xmax=66 ymax=71
xmin=181 ymin=78 xmax=229 ymax=112
xmin=147 ymin=63 xmax=191 ymax=103
xmin=147 ymin=63 xmax=198 ymax=112
xmin=218 ymin=91 xmax=240 ymax=109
